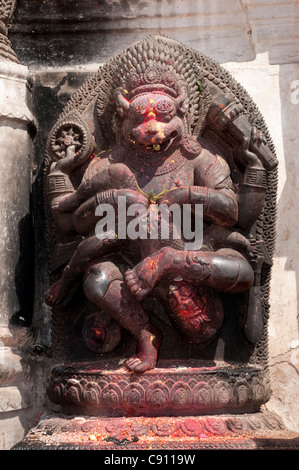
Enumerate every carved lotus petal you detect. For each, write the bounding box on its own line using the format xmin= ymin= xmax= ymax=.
xmin=83 ymin=381 xmax=102 ymax=406
xmin=145 ymin=381 xmax=170 ymax=409
xmin=123 ymin=383 xmax=145 ymax=407
xmin=214 ymin=381 xmax=233 ymax=405
xmin=192 ymin=381 xmax=213 ymax=407
xmin=234 ymin=380 xmax=250 ymax=406
xmin=170 ymin=382 xmax=192 ymax=408
xmin=251 ymin=378 xmax=266 ymax=402
xmin=102 ymin=383 xmax=122 ymax=408
xmin=65 ymin=378 xmax=83 ymax=404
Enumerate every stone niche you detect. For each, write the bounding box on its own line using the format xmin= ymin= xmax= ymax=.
xmin=13 ymin=34 xmax=299 ymax=450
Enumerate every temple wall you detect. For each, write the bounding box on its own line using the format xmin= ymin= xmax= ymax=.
xmin=222 ymin=58 xmax=299 ymax=431
xmin=0 ymin=0 xmax=298 ymax=449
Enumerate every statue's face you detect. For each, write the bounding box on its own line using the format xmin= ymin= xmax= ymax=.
xmin=121 ymin=92 xmax=185 ymax=156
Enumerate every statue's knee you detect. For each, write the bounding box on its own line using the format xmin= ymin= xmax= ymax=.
xmin=238 ymin=258 xmax=254 ymax=289
xmin=83 ymin=263 xmax=122 ymax=303
xmin=226 ymin=257 xmax=254 ymax=293
xmin=77 ymin=238 xmax=95 ymax=260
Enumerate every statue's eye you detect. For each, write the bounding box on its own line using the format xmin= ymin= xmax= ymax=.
xmin=130 ymin=103 xmax=146 ymax=121
xmin=133 ymin=112 xmax=145 ymax=123
xmin=155 ymin=99 xmax=175 ymax=115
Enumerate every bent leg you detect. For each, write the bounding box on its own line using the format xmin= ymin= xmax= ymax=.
xmin=83 ymin=259 xmax=161 ymax=373
xmin=125 ymin=247 xmax=254 ymax=300
xmin=45 ymin=235 xmax=121 ymax=307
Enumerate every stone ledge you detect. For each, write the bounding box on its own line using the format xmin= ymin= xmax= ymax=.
xmin=0 ymin=346 xmax=31 ymax=386
xmin=0 ymin=326 xmax=32 ymax=348
xmin=12 ymin=410 xmax=299 ymax=450
xmin=0 ymin=385 xmax=33 ymax=413
xmin=0 ymin=61 xmax=29 ymax=80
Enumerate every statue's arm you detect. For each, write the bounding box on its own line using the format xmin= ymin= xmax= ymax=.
xmin=234 ymin=137 xmax=268 ymax=231
xmin=46 ymin=146 xmax=78 ymax=235
xmin=206 ymin=94 xmax=277 ymax=231
xmin=159 ymin=155 xmax=238 ymax=228
xmin=189 ymin=183 xmax=238 ymax=228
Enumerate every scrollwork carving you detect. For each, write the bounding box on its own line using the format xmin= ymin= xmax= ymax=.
xmin=0 ymin=0 xmax=19 ymax=62
xmin=15 ymin=411 xmax=295 ymax=451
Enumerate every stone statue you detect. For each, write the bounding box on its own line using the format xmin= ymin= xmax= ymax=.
xmin=44 ymin=35 xmax=278 ymax=376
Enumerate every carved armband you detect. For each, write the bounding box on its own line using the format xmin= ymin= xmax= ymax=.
xmin=243 ymin=167 xmax=267 ymax=189
xmin=47 ymin=171 xmax=74 ymax=195
xmin=186 ymin=253 xmax=212 ymax=280
xmin=189 ymin=186 xmax=210 ymax=213
xmin=95 ymin=189 xmax=116 ymax=206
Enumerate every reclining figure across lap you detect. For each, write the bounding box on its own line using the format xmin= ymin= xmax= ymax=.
xmin=45 ymin=36 xmax=273 ymax=373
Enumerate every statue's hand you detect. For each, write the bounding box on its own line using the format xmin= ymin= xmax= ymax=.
xmin=50 ymin=144 xmax=77 ymax=175
xmin=51 ymin=132 xmax=95 ymax=175
xmin=51 ymin=195 xmax=67 ymax=212
xmin=234 ymin=126 xmax=264 ymax=169
xmin=114 ymin=188 xmax=150 ymax=208
xmin=157 ymin=186 xmax=190 ymax=206
xmin=51 ymin=192 xmax=79 ymax=213
xmin=251 ymin=126 xmax=267 ymax=147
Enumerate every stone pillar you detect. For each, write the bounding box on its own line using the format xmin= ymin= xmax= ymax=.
xmin=0 ymin=1 xmax=36 ymax=450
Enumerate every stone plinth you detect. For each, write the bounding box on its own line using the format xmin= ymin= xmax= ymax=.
xmin=12 ymin=410 xmax=299 ymax=450
xmin=46 ymin=361 xmax=270 ymax=417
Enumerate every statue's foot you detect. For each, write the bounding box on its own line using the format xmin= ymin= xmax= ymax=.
xmin=45 ymin=279 xmax=75 ymax=308
xmin=125 ymin=247 xmax=175 ymax=300
xmin=124 ymin=327 xmax=162 ymax=373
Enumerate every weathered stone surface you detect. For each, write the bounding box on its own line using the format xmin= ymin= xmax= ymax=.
xmin=223 ymin=59 xmax=299 ymax=433
xmin=0 ymin=385 xmax=32 ymax=412
xmin=245 ymin=0 xmax=299 ymax=64
xmin=265 ymin=347 xmax=299 ymax=432
xmin=0 ymin=346 xmax=30 ymax=386
xmin=0 ymin=57 xmax=36 ymax=451
xmin=9 ymin=0 xmax=254 ymax=67
xmin=10 ymin=0 xmax=299 ymax=68
xmin=12 ymin=410 xmax=299 ymax=450
xmin=0 ymin=325 xmax=32 ymax=348
xmin=0 ymin=63 xmax=33 ymax=326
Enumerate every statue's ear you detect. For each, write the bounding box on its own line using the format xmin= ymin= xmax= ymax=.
xmin=175 ymin=83 xmax=190 ymax=115
xmin=114 ymin=89 xmax=130 ymax=117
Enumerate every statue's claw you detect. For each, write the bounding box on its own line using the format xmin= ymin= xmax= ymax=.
xmin=125 ymin=269 xmax=153 ymax=300
xmin=45 ymin=280 xmax=77 ymax=309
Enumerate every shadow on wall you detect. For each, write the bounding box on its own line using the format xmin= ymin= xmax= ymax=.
xmin=10 ymin=213 xmax=34 ymax=328
xmin=27 ymin=71 xmax=93 ymax=350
